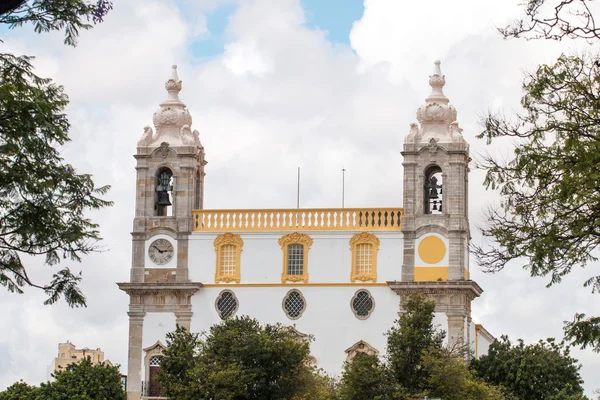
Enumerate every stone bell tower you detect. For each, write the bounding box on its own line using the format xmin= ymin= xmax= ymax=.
xmin=389 ymin=61 xmax=482 ymax=354
xmin=118 ymin=66 xmax=204 ymax=400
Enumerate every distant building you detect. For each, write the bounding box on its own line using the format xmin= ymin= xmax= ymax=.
xmin=53 ymin=341 xmax=112 ymax=373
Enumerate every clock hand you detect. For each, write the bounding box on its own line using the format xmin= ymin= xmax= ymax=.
xmin=151 ymin=245 xmax=165 ymax=253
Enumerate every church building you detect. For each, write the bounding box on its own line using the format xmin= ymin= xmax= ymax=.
xmin=118 ymin=61 xmax=494 ymax=400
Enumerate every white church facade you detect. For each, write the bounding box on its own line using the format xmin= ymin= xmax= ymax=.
xmin=118 ymin=61 xmax=495 ymax=400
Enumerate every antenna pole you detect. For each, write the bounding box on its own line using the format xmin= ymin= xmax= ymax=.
xmin=297 ymin=167 xmax=300 ymax=209
xmin=342 ymin=168 xmax=346 ymax=208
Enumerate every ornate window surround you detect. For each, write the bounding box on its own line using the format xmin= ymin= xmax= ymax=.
xmin=350 ymin=289 xmax=376 ymax=320
xmin=279 ymin=232 xmax=313 ymax=283
xmin=143 ymin=341 xmax=166 ymax=382
xmin=349 ymin=232 xmax=380 ymax=282
xmin=214 ymin=233 xmax=244 ymax=283
xmin=344 ymin=340 xmax=379 ymax=362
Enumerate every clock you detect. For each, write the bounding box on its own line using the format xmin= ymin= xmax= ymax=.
xmin=148 ymin=239 xmax=174 ymax=265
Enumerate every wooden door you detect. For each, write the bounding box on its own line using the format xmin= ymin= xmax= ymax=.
xmin=148 ymin=366 xmax=163 ymax=397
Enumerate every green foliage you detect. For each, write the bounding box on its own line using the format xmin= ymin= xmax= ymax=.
xmin=0 ymin=0 xmax=113 ymax=46
xmin=338 ymin=294 xmax=503 ymax=400
xmin=386 ymin=293 xmax=445 ymax=390
xmin=422 ymin=348 xmax=505 ymax=400
xmin=291 ymin=368 xmax=339 ymax=400
xmin=471 ymin=335 xmax=586 ymax=399
xmin=475 ymin=0 xmax=600 ymax=353
xmin=38 ymin=358 xmax=125 ymax=399
xmin=338 ymin=352 xmax=396 ymax=400
xmin=0 ymin=381 xmax=39 ymax=400
xmin=0 ymin=0 xmax=113 ymax=306
xmin=156 ymin=325 xmax=202 ymax=400
xmin=0 ymin=359 xmax=125 ymax=400
xmin=564 ymin=313 xmax=600 ymax=353
xmin=157 ymin=317 xmax=323 ymax=400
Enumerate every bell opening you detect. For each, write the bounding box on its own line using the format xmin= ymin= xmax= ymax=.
xmin=155 ymin=167 xmax=174 ymax=216
xmin=424 ymin=166 xmax=443 ymax=215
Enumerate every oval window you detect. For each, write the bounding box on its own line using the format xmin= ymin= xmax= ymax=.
xmin=282 ymin=290 xmax=306 ymax=320
xmin=215 ymin=290 xmax=239 ymax=319
xmin=351 ymin=290 xmax=375 ymax=320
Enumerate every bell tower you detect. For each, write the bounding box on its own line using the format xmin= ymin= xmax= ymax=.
xmin=119 ymin=66 xmax=204 ymax=400
xmin=389 ymin=61 xmax=482 ymax=354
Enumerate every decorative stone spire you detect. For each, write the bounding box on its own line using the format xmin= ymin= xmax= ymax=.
xmin=426 ymin=60 xmax=448 ymax=104
xmin=406 ymin=60 xmax=464 ymax=144
xmin=137 ymin=65 xmax=201 ymax=148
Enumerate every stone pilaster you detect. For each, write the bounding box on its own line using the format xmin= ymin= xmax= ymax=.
xmin=447 ymin=313 xmax=465 ymax=351
xmin=126 ymin=311 xmax=145 ymax=400
xmin=175 ymin=309 xmax=193 ymax=330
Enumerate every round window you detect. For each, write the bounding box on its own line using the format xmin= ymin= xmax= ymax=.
xmin=282 ymin=290 xmax=306 ymax=320
xmin=215 ymin=290 xmax=239 ymax=319
xmin=351 ymin=290 xmax=375 ymax=319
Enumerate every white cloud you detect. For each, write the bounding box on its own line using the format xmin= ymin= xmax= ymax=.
xmin=1 ymin=0 xmax=599 ymax=396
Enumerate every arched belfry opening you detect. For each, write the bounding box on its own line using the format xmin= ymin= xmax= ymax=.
xmin=424 ymin=166 xmax=443 ymax=214
xmin=155 ymin=167 xmax=173 ymax=216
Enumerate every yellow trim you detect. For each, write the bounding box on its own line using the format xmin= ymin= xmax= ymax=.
xmin=349 ymin=232 xmax=380 ymax=282
xmin=465 ymin=269 xmax=470 ymax=280
xmin=192 ymin=207 xmax=403 ymax=232
xmin=279 ymin=232 xmax=313 ymax=283
xmin=414 ymin=266 xmax=448 ymax=281
xmin=202 ymin=282 xmax=390 ymax=288
xmin=214 ymin=233 xmax=244 ymax=283
xmin=418 ymin=236 xmax=446 ymax=264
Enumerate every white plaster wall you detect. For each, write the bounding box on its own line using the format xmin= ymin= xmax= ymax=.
xmin=414 ymin=233 xmax=449 ymax=266
xmin=144 ymin=234 xmax=178 ymax=269
xmin=141 ymin=313 xmax=176 ymax=380
xmin=477 ymin=332 xmax=492 ymax=358
xmin=188 ymin=231 xmax=403 ymax=283
xmin=188 ymin=286 xmax=401 ymax=374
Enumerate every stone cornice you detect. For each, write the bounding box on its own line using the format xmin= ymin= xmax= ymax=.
xmin=117 ymin=282 xmax=202 ymax=297
xmin=386 ymin=280 xmax=483 ymax=300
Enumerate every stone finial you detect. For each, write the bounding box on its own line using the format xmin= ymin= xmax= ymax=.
xmin=416 ymin=60 xmax=457 ymax=125
xmin=164 ymin=65 xmax=183 ymax=105
xmin=427 ymin=60 xmax=447 ymax=103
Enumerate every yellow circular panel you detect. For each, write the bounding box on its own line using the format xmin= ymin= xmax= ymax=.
xmin=418 ymin=236 xmax=446 ymax=264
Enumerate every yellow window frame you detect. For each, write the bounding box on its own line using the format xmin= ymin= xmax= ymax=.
xmin=214 ymin=233 xmax=244 ymax=283
xmin=349 ymin=232 xmax=380 ymax=282
xmin=279 ymin=232 xmax=313 ymax=283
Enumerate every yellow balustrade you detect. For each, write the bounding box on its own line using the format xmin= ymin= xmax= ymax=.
xmin=192 ymin=208 xmax=403 ymax=232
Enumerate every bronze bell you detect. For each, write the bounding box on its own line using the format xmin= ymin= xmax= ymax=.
xmin=156 ymin=190 xmax=172 ymax=206
xmin=428 ymin=176 xmax=439 ymax=199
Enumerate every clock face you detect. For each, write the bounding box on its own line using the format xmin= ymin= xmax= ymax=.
xmin=148 ymin=239 xmax=174 ymax=265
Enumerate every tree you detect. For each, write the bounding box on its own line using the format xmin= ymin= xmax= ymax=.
xmin=337 ymin=294 xmax=504 ymax=400
xmin=0 ymin=0 xmax=113 ymax=306
xmin=338 ymin=352 xmax=396 ymax=400
xmin=473 ymin=0 xmax=600 ymax=351
xmin=471 ymin=335 xmax=586 ymax=399
xmin=155 ymin=325 xmax=202 ymax=400
xmin=386 ymin=293 xmax=445 ymax=391
xmin=38 ymin=357 xmax=125 ymax=399
xmin=0 ymin=381 xmax=39 ymax=400
xmin=157 ymin=317 xmax=323 ymax=400
xmin=421 ymin=348 xmax=505 ymax=400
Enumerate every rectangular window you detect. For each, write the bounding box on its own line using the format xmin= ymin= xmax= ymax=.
xmin=355 ymin=243 xmax=373 ymax=275
xmin=287 ymin=244 xmax=304 ymax=275
xmin=220 ymin=244 xmax=236 ymax=277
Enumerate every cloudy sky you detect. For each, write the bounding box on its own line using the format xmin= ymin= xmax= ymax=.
xmin=1 ymin=0 xmax=599 ymax=395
